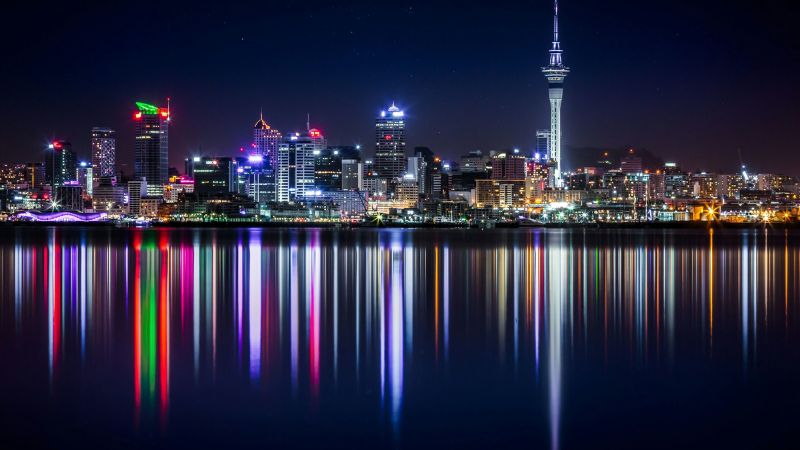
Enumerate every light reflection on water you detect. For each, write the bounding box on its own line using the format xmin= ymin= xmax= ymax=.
xmin=1 ymin=227 xmax=800 ymax=448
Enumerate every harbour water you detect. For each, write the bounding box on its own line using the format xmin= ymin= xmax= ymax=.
xmin=0 ymin=227 xmax=798 ymax=448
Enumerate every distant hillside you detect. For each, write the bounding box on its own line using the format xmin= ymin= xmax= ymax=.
xmin=565 ymin=147 xmax=665 ymax=171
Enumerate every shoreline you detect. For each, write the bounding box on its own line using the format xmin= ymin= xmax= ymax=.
xmin=0 ymin=221 xmax=791 ymax=230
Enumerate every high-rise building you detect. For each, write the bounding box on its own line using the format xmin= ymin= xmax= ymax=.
xmin=414 ymin=147 xmax=436 ymax=196
xmin=663 ymin=163 xmax=690 ymax=199
xmin=277 ymin=133 xmax=317 ymax=202
xmin=133 ymin=101 xmax=170 ymax=196
xmin=253 ymin=112 xmax=281 ymax=202
xmin=253 ymin=111 xmax=282 ymax=163
xmin=127 ymin=179 xmax=146 ymax=216
xmin=461 ymin=150 xmax=490 ymax=173
xmin=91 ymin=127 xmax=116 ymax=177
xmin=44 ymin=140 xmax=77 ymax=187
xmin=491 ymin=152 xmax=526 ymax=180
xmin=535 ymin=130 xmax=551 ymax=160
xmin=341 ymin=159 xmax=363 ymax=190
xmin=407 ymin=156 xmax=427 ymax=194
xmin=314 ymin=148 xmax=343 ymax=191
xmin=191 ymin=157 xmax=237 ymax=195
xmin=396 ymin=174 xmax=420 ymax=207
xmin=374 ymin=103 xmax=406 ymax=179
xmin=691 ymin=173 xmax=718 ymax=199
xmin=527 ymin=160 xmax=550 ymax=192
xmin=541 ymin=1 xmax=569 ymax=188
xmin=26 ymin=162 xmax=46 ymax=190
xmin=77 ymin=161 xmax=93 ymax=196
xmin=308 ymin=128 xmax=327 ymax=151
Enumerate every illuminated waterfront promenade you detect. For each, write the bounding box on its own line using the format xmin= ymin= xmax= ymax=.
xmin=1 ymin=227 xmax=799 ymax=448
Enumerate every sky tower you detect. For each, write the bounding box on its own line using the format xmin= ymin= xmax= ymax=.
xmin=542 ymin=0 xmax=569 ymax=188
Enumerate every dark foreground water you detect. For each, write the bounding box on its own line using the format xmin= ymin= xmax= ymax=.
xmin=1 ymin=227 xmax=799 ymax=449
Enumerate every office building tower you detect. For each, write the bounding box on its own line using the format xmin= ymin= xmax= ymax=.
xmin=77 ymin=162 xmax=93 ymax=196
xmin=460 ymin=150 xmax=490 ymax=173
xmin=535 ymin=130 xmax=551 ymax=160
xmin=44 ymin=140 xmax=77 ymax=187
xmin=341 ymin=159 xmax=363 ymax=190
xmin=308 ymin=127 xmax=327 ymax=151
xmin=314 ymin=147 xmax=343 ymax=191
xmin=396 ymin=174 xmax=420 ymax=207
xmin=412 ymin=147 xmax=435 ymax=195
xmin=491 ymin=152 xmax=526 ymax=180
xmin=691 ymin=173 xmax=718 ymax=199
xmin=191 ymin=157 xmax=237 ymax=195
xmin=542 ymin=1 xmax=569 ymax=187
xmin=663 ymin=163 xmax=690 ymax=199
xmin=277 ymin=133 xmax=317 ymax=202
xmin=254 ymin=111 xmax=282 ymax=163
xmin=127 ymin=179 xmax=147 ymax=216
xmin=374 ymin=103 xmax=406 ymax=179
xmin=26 ymin=162 xmax=46 ymax=190
xmin=91 ymin=127 xmax=116 ymax=177
xmin=133 ymin=101 xmax=170 ymax=196
xmin=407 ymin=156 xmax=427 ymax=194
xmin=253 ymin=112 xmax=281 ymax=201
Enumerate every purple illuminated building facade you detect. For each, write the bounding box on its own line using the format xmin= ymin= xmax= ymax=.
xmin=14 ymin=211 xmax=108 ymax=222
xmin=252 ymin=111 xmax=281 ymax=202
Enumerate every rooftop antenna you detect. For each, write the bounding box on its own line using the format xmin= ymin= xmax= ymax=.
xmin=306 ymin=113 xmax=310 ymax=132
xmin=167 ymin=97 xmax=172 ymax=121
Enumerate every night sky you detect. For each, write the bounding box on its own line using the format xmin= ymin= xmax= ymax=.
xmin=2 ymin=0 xmax=798 ymax=173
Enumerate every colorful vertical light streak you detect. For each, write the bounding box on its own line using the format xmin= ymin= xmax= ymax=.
xmin=158 ymin=234 xmax=170 ymax=426
xmin=309 ymin=233 xmax=321 ymax=404
xmin=249 ymin=234 xmax=262 ymax=382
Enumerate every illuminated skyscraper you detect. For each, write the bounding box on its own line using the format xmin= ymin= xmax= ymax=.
xmin=90 ymin=127 xmax=116 ymax=177
xmin=44 ymin=140 xmax=77 ymax=187
xmin=133 ymin=101 xmax=170 ymax=196
xmin=542 ymin=1 xmax=569 ymax=188
xmin=314 ymin=147 xmax=343 ymax=191
xmin=374 ymin=103 xmax=406 ymax=179
xmin=252 ymin=112 xmax=282 ymax=202
xmin=253 ymin=111 xmax=281 ymax=169
xmin=277 ymin=132 xmax=317 ymax=202
xmin=535 ymin=129 xmax=550 ymax=160
xmin=189 ymin=157 xmax=238 ymax=195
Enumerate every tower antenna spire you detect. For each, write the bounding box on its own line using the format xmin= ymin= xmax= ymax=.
xmin=554 ymin=0 xmax=559 ymax=43
xmin=542 ymin=0 xmax=569 ymax=188
xmin=306 ymin=113 xmax=310 ymax=132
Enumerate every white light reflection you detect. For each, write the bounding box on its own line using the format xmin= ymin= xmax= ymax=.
xmin=547 ymin=232 xmax=565 ymax=450
xmin=388 ymin=243 xmax=404 ymax=432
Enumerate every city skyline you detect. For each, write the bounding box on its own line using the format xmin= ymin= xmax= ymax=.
xmin=2 ymin=1 xmax=798 ymax=173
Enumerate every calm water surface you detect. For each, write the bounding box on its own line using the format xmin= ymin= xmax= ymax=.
xmin=1 ymin=227 xmax=799 ymax=449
